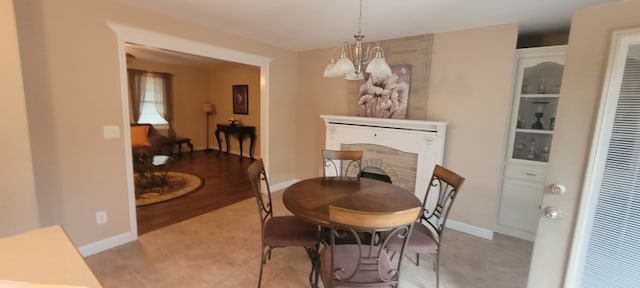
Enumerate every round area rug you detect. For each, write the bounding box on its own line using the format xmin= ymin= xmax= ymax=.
xmin=135 ymin=171 xmax=204 ymax=206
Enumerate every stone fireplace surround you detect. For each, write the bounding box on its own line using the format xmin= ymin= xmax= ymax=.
xmin=341 ymin=143 xmax=418 ymax=193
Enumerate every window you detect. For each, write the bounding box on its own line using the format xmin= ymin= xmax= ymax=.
xmin=138 ymin=73 xmax=168 ymax=125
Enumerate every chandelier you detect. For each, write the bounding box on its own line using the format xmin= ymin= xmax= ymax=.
xmin=323 ymin=0 xmax=392 ymax=80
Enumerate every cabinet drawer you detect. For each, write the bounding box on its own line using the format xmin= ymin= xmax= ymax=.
xmin=504 ymin=164 xmax=547 ymax=182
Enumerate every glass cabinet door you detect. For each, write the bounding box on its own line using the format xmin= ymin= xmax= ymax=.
xmin=510 ymin=59 xmax=564 ymax=163
xmin=497 ymin=45 xmax=566 ymax=241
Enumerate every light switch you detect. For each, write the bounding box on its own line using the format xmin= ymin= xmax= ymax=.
xmin=103 ymin=125 xmax=120 ymax=139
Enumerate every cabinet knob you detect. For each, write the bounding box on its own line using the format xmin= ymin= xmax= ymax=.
xmin=549 ymin=183 xmax=567 ymax=195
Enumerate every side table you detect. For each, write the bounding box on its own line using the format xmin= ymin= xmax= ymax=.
xmin=215 ymin=124 xmax=256 ymax=160
xmin=166 ymin=137 xmax=193 ymax=158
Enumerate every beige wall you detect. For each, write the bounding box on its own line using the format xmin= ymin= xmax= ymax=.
xmin=12 ymin=0 xmax=297 ymax=246
xmin=208 ymin=64 xmax=261 ymax=156
xmin=295 ymin=48 xmax=351 ymax=178
xmin=427 ymin=24 xmax=518 ymax=229
xmin=0 ymin=0 xmax=40 ymax=237
xmin=529 ymin=1 xmax=640 ymax=286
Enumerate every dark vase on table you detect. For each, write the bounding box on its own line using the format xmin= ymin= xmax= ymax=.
xmin=532 ymin=112 xmax=544 ymax=130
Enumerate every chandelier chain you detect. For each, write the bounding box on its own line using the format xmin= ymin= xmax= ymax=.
xmin=358 ymin=0 xmax=363 ymax=34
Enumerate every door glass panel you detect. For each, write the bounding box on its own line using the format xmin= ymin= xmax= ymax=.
xmin=579 ymin=43 xmax=640 ymax=288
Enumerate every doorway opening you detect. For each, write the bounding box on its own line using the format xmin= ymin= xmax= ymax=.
xmin=125 ymin=44 xmax=261 ymax=234
xmin=109 ymin=22 xmax=272 ymax=237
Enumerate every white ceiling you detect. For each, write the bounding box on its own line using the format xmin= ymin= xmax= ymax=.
xmin=117 ymin=0 xmax=616 ymax=52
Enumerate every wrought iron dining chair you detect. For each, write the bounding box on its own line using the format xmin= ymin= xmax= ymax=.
xmin=388 ymin=164 xmax=465 ymax=288
xmin=247 ymin=159 xmax=319 ymax=288
xmin=320 ymin=205 xmax=421 ymax=288
xmin=322 ymin=149 xmax=363 ymax=178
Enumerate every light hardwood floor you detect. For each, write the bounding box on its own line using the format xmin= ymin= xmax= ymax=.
xmin=87 ymin=190 xmax=533 ymax=287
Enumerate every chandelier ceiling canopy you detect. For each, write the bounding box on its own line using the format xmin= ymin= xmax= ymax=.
xmin=323 ymin=0 xmax=392 ymax=80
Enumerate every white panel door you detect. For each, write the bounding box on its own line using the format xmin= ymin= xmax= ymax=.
xmin=529 ymin=28 xmax=640 ymax=287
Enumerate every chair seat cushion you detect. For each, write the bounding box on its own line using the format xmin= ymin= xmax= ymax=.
xmin=386 ymin=222 xmax=438 ymax=255
xmin=320 ymin=244 xmax=395 ymax=288
xmin=406 ymin=223 xmax=438 ymax=254
xmin=264 ymin=216 xmax=318 ymax=248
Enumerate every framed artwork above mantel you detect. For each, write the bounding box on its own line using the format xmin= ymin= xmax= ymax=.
xmin=358 ymin=64 xmax=412 ymax=119
xmin=232 ymin=84 xmax=249 ymax=115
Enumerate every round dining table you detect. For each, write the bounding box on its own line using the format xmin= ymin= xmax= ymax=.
xmin=283 ymin=177 xmax=422 ymax=227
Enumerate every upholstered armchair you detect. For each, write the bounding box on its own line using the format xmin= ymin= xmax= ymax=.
xmin=130 ymin=123 xmax=172 ymax=156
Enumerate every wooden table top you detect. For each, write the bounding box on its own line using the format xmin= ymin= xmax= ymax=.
xmin=283 ymin=177 xmax=422 ymax=226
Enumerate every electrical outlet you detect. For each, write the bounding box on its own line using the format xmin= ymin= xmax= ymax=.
xmin=96 ymin=210 xmax=107 ymax=224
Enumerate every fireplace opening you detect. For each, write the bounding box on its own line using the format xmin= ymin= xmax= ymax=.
xmin=360 ymin=167 xmax=392 ymax=183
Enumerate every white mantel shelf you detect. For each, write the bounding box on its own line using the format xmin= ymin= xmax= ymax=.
xmin=321 ymin=115 xmax=448 ymax=133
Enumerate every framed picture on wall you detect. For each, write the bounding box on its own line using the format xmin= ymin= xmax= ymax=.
xmin=232 ymin=85 xmax=249 ymax=115
xmin=358 ymin=64 xmax=412 ymax=119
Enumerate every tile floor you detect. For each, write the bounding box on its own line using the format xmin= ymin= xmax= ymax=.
xmin=86 ymin=191 xmax=532 ymax=288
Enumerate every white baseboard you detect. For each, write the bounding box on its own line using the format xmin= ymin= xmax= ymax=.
xmin=446 ymin=219 xmax=494 ymax=240
xmin=78 ymin=231 xmax=137 ymax=257
xmin=271 ymin=178 xmax=299 ymax=192
xmin=493 ymin=224 xmax=535 ymax=241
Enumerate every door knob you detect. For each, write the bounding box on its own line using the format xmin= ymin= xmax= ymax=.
xmin=549 ymin=183 xmax=567 ymax=195
xmin=544 ymin=207 xmax=561 ymax=219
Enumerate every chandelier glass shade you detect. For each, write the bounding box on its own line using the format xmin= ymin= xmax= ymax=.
xmin=323 ymin=0 xmax=392 ymax=80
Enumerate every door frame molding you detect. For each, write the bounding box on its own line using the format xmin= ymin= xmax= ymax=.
xmin=107 ymin=22 xmax=272 ymax=238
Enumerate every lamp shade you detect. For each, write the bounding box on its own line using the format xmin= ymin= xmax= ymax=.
xmin=334 ymin=56 xmax=355 ymax=75
xmin=365 ymin=57 xmax=392 ymax=76
xmin=202 ymin=103 xmax=215 ymax=114
xmin=323 ymin=61 xmax=342 ymax=77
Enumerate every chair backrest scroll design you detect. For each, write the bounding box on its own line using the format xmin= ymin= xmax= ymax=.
xmin=421 ymin=165 xmax=466 ymax=242
xmin=247 ymin=159 xmax=274 ymax=230
xmin=322 ymin=150 xmax=363 ymax=178
xmin=327 ymin=205 xmax=420 ymax=287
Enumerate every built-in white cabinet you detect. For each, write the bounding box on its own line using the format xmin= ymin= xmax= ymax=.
xmin=495 ymin=46 xmax=566 ymax=241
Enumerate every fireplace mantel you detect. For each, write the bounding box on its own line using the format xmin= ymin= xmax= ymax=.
xmin=321 ymin=115 xmax=448 ymax=202
xmin=321 ymin=115 xmax=447 ymax=133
